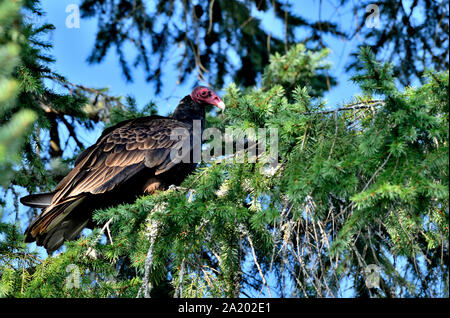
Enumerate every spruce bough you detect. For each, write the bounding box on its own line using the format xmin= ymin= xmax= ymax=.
xmin=0 ymin=14 xmax=448 ymax=297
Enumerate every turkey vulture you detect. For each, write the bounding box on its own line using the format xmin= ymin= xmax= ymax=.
xmin=20 ymin=86 xmax=225 ymax=253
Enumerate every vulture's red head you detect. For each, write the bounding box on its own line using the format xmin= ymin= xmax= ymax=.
xmin=190 ymin=86 xmax=225 ymax=110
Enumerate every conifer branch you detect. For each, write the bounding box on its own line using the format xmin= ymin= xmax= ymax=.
xmin=299 ymin=100 xmax=385 ymax=116
xmin=137 ymin=205 xmax=164 ymax=298
xmin=174 ymin=259 xmax=185 ymax=298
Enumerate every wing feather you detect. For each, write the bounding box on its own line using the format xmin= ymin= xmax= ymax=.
xmin=104 ymin=142 xmax=115 ymax=152
xmin=125 ymin=142 xmax=138 ymax=151
xmin=50 ymin=117 xmax=192 ymax=206
xmin=25 ymin=114 xmax=196 ymax=251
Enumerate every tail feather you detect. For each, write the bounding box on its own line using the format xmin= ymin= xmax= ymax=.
xmin=20 ymin=192 xmax=55 ymax=208
xmin=39 ymin=216 xmax=90 ymax=253
xmin=24 ymin=196 xmax=89 ymax=253
xmin=24 ymin=200 xmax=73 ymax=241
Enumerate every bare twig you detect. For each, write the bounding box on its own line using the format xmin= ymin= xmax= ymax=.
xmin=207 ymin=0 xmax=215 ymax=34
xmin=240 ymin=225 xmax=272 ymax=297
xmin=85 ymin=217 xmax=114 ymax=258
xmin=300 ymin=100 xmax=385 ymax=116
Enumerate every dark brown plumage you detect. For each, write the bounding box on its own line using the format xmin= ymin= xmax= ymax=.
xmin=21 ymin=87 xmax=225 ymax=253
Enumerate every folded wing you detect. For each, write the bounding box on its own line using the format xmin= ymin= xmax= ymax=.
xmin=25 ymin=116 xmax=192 ymax=249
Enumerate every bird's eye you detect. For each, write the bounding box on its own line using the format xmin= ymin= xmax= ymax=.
xmin=201 ymin=90 xmax=207 ymax=96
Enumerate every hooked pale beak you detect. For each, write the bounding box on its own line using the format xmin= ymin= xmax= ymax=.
xmin=216 ymin=100 xmax=225 ymax=111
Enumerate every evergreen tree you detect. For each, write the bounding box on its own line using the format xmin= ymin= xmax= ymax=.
xmin=345 ymin=0 xmax=449 ymax=87
xmin=2 ymin=43 xmax=447 ymax=297
xmin=0 ymin=0 xmax=448 ymax=298
xmin=78 ymin=0 xmax=448 ymax=91
xmin=0 ymin=0 xmax=142 ymax=296
xmin=78 ymin=0 xmax=344 ymax=91
xmin=0 ymin=0 xmax=38 ymax=297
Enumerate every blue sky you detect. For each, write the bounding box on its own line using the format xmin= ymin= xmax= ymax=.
xmin=38 ymin=0 xmax=363 ymax=119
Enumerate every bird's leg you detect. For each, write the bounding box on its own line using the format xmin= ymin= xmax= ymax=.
xmin=142 ymin=178 xmax=163 ymax=194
